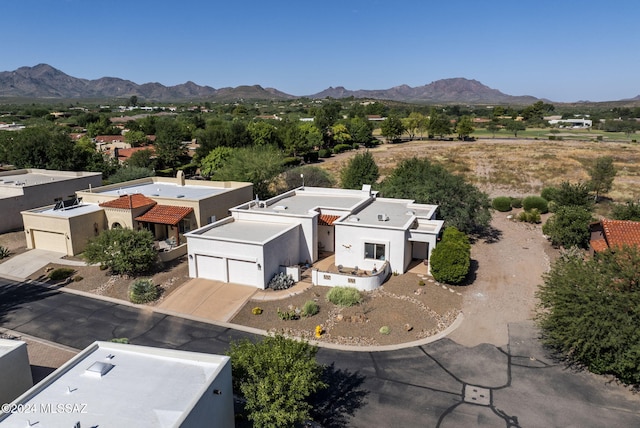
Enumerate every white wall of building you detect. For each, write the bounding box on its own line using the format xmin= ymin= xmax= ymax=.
xmin=0 ymin=340 xmax=33 ymax=406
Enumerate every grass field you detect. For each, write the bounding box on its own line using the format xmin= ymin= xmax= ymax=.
xmin=321 ymin=136 xmax=640 ymax=208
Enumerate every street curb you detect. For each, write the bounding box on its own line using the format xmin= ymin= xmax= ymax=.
xmin=5 ymin=276 xmax=465 ymax=352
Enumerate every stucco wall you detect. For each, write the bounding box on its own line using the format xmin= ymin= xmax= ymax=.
xmin=22 ymin=211 xmax=72 ymax=254
xmin=0 ymin=340 xmax=33 ymax=406
xmin=262 ymin=226 xmax=301 ymax=288
xmin=68 ymin=210 xmax=107 ymax=255
xmin=177 ymin=358 xmax=234 ymax=428
xmin=0 ymin=171 xmax=101 ymax=232
xmin=335 ymin=224 xmax=407 ymax=273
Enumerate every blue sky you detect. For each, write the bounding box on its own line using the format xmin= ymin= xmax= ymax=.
xmin=3 ymin=0 xmax=639 ymax=102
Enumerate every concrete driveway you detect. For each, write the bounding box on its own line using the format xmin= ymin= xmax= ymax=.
xmin=157 ymin=278 xmax=257 ymax=322
xmin=0 ymin=249 xmax=86 ymax=280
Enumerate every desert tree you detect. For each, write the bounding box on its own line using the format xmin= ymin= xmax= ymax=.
xmin=340 ymin=151 xmax=379 ymax=189
xmin=588 ymin=156 xmax=616 ymax=202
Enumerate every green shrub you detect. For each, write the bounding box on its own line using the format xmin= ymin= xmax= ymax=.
xmin=283 ymin=156 xmax=301 ymax=167
xmin=129 ymin=279 xmax=160 ymax=304
xmin=379 ymin=326 xmax=390 ymax=335
xmin=326 ymin=286 xmax=362 ymax=307
xmin=73 ymin=275 xmax=84 ymax=282
xmin=48 ymin=268 xmax=75 ymax=281
xmin=547 ymin=200 xmax=558 ymax=213
xmin=517 ymin=208 xmax=541 ymax=224
xmin=110 ymin=337 xmax=129 ymax=344
xmin=522 ymin=196 xmax=549 ymax=214
xmin=301 ymin=300 xmax=319 ymax=317
xmin=418 ymin=280 xmax=425 ymax=286
xmin=430 ymin=226 xmax=471 ymax=284
xmin=277 ymin=307 xmax=299 ymax=321
xmin=0 ymin=246 xmax=10 ymax=259
xmin=332 ymin=144 xmax=352 ymax=154
xmin=318 ymin=148 xmax=332 ymax=158
xmin=352 ymin=143 xmax=360 ymax=150
xmin=252 ymin=307 xmax=263 ymax=315
xmin=510 ymin=197 xmax=522 ymax=209
xmin=491 ymin=196 xmax=513 ymax=212
xmin=541 ymin=187 xmax=559 ymax=202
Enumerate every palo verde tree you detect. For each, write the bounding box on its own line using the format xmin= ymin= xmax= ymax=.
xmin=536 ymin=246 xmax=640 ymax=385
xmin=228 ymin=334 xmax=327 ymax=428
xmin=588 ymin=156 xmax=616 ymax=202
xmin=83 ymin=228 xmax=157 ymax=275
xmin=340 ymin=151 xmax=379 ymax=189
xmin=380 ymin=158 xmax=491 ymax=235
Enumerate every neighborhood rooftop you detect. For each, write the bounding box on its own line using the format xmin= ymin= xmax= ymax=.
xmin=0 ymin=170 xmax=99 ymax=190
xmin=197 ymin=218 xmax=298 ymax=244
xmin=0 ymin=341 xmax=232 ymax=428
xmin=343 ymin=198 xmax=438 ymax=228
xmin=244 ymin=186 xmax=374 ymax=215
xmin=101 ymin=182 xmax=228 ymax=200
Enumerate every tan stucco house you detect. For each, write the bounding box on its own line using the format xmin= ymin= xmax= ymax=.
xmin=0 ymin=169 xmax=102 ymax=233
xmin=21 ymin=173 xmax=253 ymax=257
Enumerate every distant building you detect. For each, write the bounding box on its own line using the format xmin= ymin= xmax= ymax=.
xmin=0 ymin=169 xmax=102 ymax=233
xmin=547 ymin=118 xmax=592 ymax=128
xmin=0 ymin=341 xmax=234 ymax=428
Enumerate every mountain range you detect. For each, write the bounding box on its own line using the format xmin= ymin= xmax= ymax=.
xmin=0 ymin=64 xmax=629 ymax=105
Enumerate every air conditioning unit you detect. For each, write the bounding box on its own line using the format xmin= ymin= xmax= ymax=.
xmin=377 ymin=213 xmax=389 ymax=221
xmin=258 ymin=201 xmax=267 ymax=208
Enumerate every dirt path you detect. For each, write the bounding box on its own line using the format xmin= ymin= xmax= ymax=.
xmin=447 ymin=213 xmax=555 ymax=347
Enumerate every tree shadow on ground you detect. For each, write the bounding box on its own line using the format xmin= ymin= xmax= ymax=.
xmin=310 ymin=363 xmax=369 ymax=428
xmin=478 ymin=224 xmax=503 ymax=244
xmin=459 ymin=259 xmax=480 ymax=286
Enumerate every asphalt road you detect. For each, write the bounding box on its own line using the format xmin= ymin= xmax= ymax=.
xmin=1 ymin=278 xmax=639 ymax=427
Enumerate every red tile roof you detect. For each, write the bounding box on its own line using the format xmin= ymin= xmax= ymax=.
xmin=602 ymin=219 xmax=640 ymax=249
xmin=116 ymin=146 xmax=155 ymax=160
xmin=590 ymin=238 xmax=609 ymax=253
xmin=135 ymin=205 xmax=193 ymax=225
xmin=591 ymin=219 xmax=640 ymax=252
xmin=99 ymin=194 xmax=157 ymax=210
xmin=318 ymin=214 xmax=340 ymax=226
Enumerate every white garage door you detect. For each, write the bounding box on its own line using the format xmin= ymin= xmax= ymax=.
xmin=228 ymin=259 xmax=257 ymax=286
xmin=32 ymin=230 xmax=67 ymax=253
xmin=196 ymin=255 xmax=225 ymax=281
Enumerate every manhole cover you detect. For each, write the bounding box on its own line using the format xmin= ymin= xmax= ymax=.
xmin=464 ymin=384 xmax=491 ymax=406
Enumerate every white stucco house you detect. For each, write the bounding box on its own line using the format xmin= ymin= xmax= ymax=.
xmin=0 ymin=339 xmax=33 ymax=407
xmin=0 ymin=341 xmax=234 ymax=428
xmin=185 ymin=186 xmax=444 ymax=290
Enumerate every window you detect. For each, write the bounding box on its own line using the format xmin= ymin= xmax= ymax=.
xmin=364 ymin=243 xmax=385 ymax=261
xmin=179 ymin=218 xmax=192 ymax=234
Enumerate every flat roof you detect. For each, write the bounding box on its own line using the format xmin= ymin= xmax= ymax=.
xmin=0 ymin=170 xmax=99 ymax=188
xmin=0 ymin=341 xmax=229 ymax=427
xmin=25 ymin=203 xmax=104 ymax=218
xmin=193 ymin=219 xmax=297 ymax=244
xmin=99 ymin=182 xmax=227 ymax=200
xmin=0 ymin=338 xmax=26 ymax=358
xmin=343 ymin=199 xmax=438 ymax=228
xmin=245 ymin=187 xmax=372 ymax=216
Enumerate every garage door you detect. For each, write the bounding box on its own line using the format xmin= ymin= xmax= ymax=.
xmin=196 ymin=255 xmax=225 ymax=281
xmin=32 ymin=230 xmax=67 ymax=253
xmin=228 ymin=259 xmax=257 ymax=286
